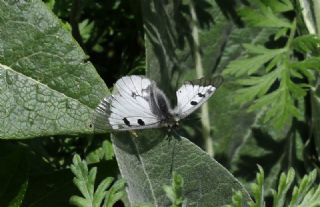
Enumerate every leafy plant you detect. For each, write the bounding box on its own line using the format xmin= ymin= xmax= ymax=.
xmin=163 ymin=172 xmax=186 ymax=207
xmin=2 ymin=0 xmax=320 ymax=206
xmin=226 ymin=166 xmax=320 ymax=207
xmin=70 ymin=155 xmax=125 ymax=207
xmin=224 ymin=0 xmax=320 ymax=128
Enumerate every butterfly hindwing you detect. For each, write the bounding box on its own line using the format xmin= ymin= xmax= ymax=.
xmin=94 ymin=75 xmax=222 ymax=132
xmin=174 ymin=76 xmax=223 ymax=119
xmin=94 ymin=75 xmax=162 ymax=132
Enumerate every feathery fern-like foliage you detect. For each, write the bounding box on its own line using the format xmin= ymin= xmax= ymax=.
xmin=163 ymin=172 xmax=186 ymax=207
xmin=226 ymin=166 xmax=320 ymax=207
xmin=224 ymin=0 xmax=320 ymax=128
xmin=70 ymin=155 xmax=125 ymax=207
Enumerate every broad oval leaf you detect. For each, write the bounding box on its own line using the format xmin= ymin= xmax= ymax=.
xmin=0 ymin=0 xmax=108 ymax=139
xmin=113 ymin=132 xmax=251 ymax=207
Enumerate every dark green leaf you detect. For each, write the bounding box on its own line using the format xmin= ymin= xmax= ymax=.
xmin=311 ymin=89 xmax=320 ymax=162
xmin=0 ymin=146 xmax=28 ymax=207
xmin=112 ymin=133 xmax=251 ymax=206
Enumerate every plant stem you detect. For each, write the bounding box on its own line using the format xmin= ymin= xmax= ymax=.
xmin=298 ymin=0 xmax=316 ymax=34
xmin=313 ymin=0 xmax=320 ymax=34
xmin=286 ymin=18 xmax=297 ymax=49
xmin=189 ymin=0 xmax=214 ymax=156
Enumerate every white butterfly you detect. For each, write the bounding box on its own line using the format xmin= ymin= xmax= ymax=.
xmin=94 ymin=75 xmax=222 ymax=132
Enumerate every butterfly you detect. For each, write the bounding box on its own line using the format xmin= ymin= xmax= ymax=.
xmin=93 ymin=75 xmax=223 ymax=132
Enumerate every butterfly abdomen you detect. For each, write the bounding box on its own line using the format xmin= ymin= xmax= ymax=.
xmin=149 ymin=84 xmax=172 ymax=119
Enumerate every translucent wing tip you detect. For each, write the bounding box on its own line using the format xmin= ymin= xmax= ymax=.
xmin=210 ymin=75 xmax=224 ymax=88
xmin=93 ymin=96 xmax=112 ymax=134
xmin=186 ymin=75 xmax=224 ymax=88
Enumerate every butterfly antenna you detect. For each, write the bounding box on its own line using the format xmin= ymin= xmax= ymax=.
xmin=169 ymin=135 xmax=178 ymax=174
xmin=167 ymin=128 xmax=182 ymax=140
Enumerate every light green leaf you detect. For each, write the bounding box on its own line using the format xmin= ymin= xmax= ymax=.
xmin=274 ymin=27 xmax=288 ymax=40
xmin=243 ymin=44 xmax=275 ymax=54
xmin=290 ymin=57 xmax=320 ymax=71
xmin=8 ymin=180 xmax=28 ymax=207
xmin=163 ymin=172 xmax=184 ymax=207
xmin=289 ymin=170 xmax=317 ymax=207
xmin=86 ymin=140 xmax=114 ymax=164
xmin=291 ymin=34 xmax=320 ymax=53
xmin=238 ymin=7 xmax=291 ymax=28
xmin=264 ymin=0 xmax=293 ymax=12
xmin=224 ymin=48 xmax=285 ymax=77
xmin=299 ymin=183 xmax=320 ymax=207
xmin=272 ymin=168 xmax=295 ymax=207
xmin=235 ymin=69 xmax=279 ymax=104
xmin=227 ymin=168 xmax=320 ymax=207
xmin=0 ymin=64 xmax=93 ymax=139
xmin=70 ymin=155 xmax=125 ymax=207
xmin=0 ymin=0 xmax=108 ymax=139
xmin=103 ymin=179 xmax=126 ymax=207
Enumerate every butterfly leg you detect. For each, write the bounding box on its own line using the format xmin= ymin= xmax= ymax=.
xmin=130 ymin=130 xmax=139 ymax=138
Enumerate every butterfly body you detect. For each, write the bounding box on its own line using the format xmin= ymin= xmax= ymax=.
xmin=94 ymin=75 xmax=222 ymax=132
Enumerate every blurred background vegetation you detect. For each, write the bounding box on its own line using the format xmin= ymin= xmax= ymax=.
xmin=1 ymin=0 xmax=320 ymax=206
xmin=45 ymin=0 xmax=146 ymax=86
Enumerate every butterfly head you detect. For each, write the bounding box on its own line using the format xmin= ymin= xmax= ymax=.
xmin=165 ymin=114 xmax=180 ymax=129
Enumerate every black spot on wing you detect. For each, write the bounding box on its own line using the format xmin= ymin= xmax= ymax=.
xmin=190 ymin=101 xmax=198 ymax=105
xmin=137 ymin=119 xmax=145 ymax=126
xmin=131 ymin=92 xmax=137 ymax=98
xmin=123 ymin=118 xmax=131 ymax=126
xmin=197 ymin=93 xmax=205 ymax=97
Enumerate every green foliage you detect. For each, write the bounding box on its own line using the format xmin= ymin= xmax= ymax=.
xmin=112 ymin=133 xmax=250 ymax=206
xmin=224 ymin=0 xmax=320 ymax=128
xmin=163 ymin=172 xmax=186 ymax=207
xmin=70 ymin=155 xmax=125 ymax=207
xmin=1 ymin=0 xmax=320 ymax=206
xmin=0 ymin=146 xmax=28 ymax=207
xmin=86 ymin=140 xmax=114 ymax=164
xmin=226 ymin=167 xmax=320 ymax=207
xmin=43 ymin=0 xmax=145 ymax=84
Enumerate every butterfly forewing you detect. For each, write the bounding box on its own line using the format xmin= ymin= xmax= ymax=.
xmin=94 ymin=75 xmax=162 ymax=132
xmin=174 ymin=76 xmax=223 ymax=119
xmin=94 ymin=75 xmax=223 ymax=132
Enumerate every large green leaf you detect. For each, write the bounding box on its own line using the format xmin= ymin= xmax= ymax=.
xmin=112 ymin=132 xmax=250 ymax=206
xmin=0 ymin=0 xmax=108 ymax=139
xmin=0 ymin=64 xmax=92 ymax=139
